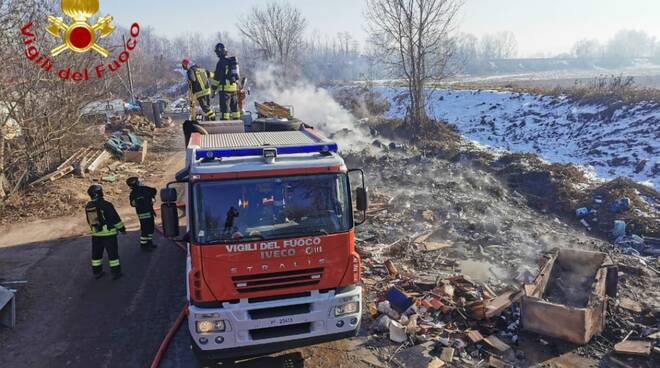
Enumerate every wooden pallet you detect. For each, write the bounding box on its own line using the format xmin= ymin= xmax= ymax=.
xmin=255 ymin=102 xmax=293 ymax=119
xmin=30 ymin=148 xmax=108 ymax=186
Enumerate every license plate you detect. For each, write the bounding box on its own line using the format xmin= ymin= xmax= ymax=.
xmin=261 ymin=316 xmax=296 ymax=328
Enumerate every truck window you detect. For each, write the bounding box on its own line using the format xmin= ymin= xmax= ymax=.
xmin=192 ymin=174 xmax=351 ymax=244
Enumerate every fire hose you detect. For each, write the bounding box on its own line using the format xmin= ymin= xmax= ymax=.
xmin=150 ymin=304 xmax=189 ymax=368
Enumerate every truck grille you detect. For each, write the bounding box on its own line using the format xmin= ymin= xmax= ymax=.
xmin=232 ymin=268 xmax=324 ymax=293
xmin=248 ymin=303 xmax=311 ymax=320
xmin=250 ymin=322 xmax=311 ymax=340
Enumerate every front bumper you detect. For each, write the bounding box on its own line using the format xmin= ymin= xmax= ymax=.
xmin=189 ymin=286 xmax=362 ymax=361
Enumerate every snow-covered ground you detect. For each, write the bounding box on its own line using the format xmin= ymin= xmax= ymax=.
xmin=375 ymin=87 xmax=660 ymax=189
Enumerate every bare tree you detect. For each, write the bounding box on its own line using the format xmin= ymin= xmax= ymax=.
xmin=606 ymin=30 xmax=656 ymax=58
xmin=366 ymin=0 xmax=463 ymax=135
xmin=479 ymin=31 xmax=517 ymax=59
xmin=237 ymin=2 xmax=307 ymax=77
xmin=572 ymin=38 xmax=603 ymax=59
xmin=0 ymin=0 xmax=117 ymax=201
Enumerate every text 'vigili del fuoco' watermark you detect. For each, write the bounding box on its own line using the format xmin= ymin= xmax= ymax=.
xmin=19 ymin=0 xmax=140 ymax=82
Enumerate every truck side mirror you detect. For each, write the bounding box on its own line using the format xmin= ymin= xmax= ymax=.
xmin=160 ymin=187 xmax=179 ymax=238
xmin=356 ymin=187 xmax=368 ymax=212
xmin=348 ymin=169 xmax=368 ymax=226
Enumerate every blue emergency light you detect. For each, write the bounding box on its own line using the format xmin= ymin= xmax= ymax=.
xmin=195 ymin=143 xmax=339 ymax=160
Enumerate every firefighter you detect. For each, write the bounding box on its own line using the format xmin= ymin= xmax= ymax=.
xmin=85 ymin=184 xmax=126 ymax=280
xmin=126 ymin=177 xmax=158 ymax=251
xmin=182 ymin=59 xmax=216 ymax=121
xmin=211 ymin=43 xmax=241 ymax=120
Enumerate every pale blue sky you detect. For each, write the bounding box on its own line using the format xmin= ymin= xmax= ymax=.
xmin=99 ymin=0 xmax=660 ymax=57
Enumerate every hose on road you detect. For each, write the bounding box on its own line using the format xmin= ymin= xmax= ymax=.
xmin=150 ymin=304 xmax=189 ymax=368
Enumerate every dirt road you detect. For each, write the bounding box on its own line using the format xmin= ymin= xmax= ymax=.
xmin=0 ymin=230 xmax=186 ymax=367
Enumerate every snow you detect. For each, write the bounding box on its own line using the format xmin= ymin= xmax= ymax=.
xmin=375 ymin=87 xmax=660 ymax=189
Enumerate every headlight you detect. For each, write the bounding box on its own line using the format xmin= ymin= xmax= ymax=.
xmin=196 ymin=320 xmax=226 ymax=333
xmin=335 ymin=302 xmax=360 ymax=317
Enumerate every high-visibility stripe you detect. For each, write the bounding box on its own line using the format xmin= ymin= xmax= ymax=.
xmin=231 ymin=112 xmax=241 ymax=119
xmin=222 ymin=113 xmax=230 ymax=120
xmin=195 ymin=70 xmax=208 ymax=90
xmin=194 ymin=89 xmax=211 ymax=98
xmin=91 ymin=224 xmax=117 ymax=237
xmin=109 ymin=259 xmax=120 ymax=267
xmin=91 ymin=259 xmax=103 ymax=266
xmin=138 ymin=213 xmax=152 ymax=219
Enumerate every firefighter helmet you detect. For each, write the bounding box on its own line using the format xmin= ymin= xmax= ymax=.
xmin=214 ymin=43 xmax=227 ymax=57
xmin=87 ymin=184 xmax=103 ymax=200
xmin=126 ymin=177 xmax=140 ymax=188
xmin=182 ymin=58 xmax=190 ymax=70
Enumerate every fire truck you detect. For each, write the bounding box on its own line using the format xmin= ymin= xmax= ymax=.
xmin=160 ymin=113 xmax=368 ymax=364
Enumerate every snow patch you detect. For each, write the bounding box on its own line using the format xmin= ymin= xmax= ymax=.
xmin=376 ymin=87 xmax=660 ymax=189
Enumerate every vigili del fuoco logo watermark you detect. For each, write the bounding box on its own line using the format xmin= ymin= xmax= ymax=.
xmin=20 ymin=0 xmax=140 ymax=82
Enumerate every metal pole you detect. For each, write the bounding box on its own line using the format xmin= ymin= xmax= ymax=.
xmin=123 ymin=35 xmax=135 ymax=102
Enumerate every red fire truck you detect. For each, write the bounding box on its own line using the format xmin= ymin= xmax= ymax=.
xmin=160 ymin=117 xmax=368 ymax=364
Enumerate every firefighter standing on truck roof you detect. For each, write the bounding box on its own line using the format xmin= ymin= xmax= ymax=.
xmin=126 ymin=177 xmax=158 ymax=251
xmin=182 ymin=59 xmax=216 ymax=121
xmin=85 ymin=184 xmax=126 ymax=280
xmin=211 ymin=43 xmax=241 ymax=120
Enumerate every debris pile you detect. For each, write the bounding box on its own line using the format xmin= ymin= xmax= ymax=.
xmin=363 ymin=259 xmax=526 ymax=366
xmin=105 ymin=132 xmax=148 ymax=163
xmin=30 ymin=147 xmax=110 ymax=186
xmin=344 ymin=144 xmax=659 ymax=366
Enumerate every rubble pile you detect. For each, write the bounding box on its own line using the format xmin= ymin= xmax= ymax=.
xmin=106 ymin=113 xmax=162 ymax=136
xmin=342 ymin=145 xmax=660 ymax=366
xmin=364 ymin=265 xmax=525 ymax=365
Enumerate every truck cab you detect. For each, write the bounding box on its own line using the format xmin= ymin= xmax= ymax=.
xmin=161 ymin=120 xmax=367 ymax=362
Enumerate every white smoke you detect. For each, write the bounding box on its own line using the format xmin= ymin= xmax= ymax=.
xmin=248 ymin=66 xmax=373 ymax=150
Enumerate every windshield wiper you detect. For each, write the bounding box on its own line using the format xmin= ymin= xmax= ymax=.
xmin=203 ymin=233 xmax=265 ymax=244
xmin=276 ymin=228 xmax=329 ymax=238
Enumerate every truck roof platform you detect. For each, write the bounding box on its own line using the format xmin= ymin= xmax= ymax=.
xmin=192 ymin=130 xmax=338 ymax=160
xmin=187 ymin=130 xmax=346 ymax=176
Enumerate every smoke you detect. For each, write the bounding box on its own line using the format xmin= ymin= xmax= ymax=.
xmin=249 ymin=65 xmax=374 ymax=149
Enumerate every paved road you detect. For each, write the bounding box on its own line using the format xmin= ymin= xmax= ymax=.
xmin=0 ymin=230 xmax=187 ymax=367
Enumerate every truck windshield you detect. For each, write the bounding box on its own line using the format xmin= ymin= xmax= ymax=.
xmin=192 ymin=174 xmax=352 ymax=244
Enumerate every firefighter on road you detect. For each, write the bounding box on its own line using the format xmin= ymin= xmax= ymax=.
xmin=211 ymin=43 xmax=241 ymax=120
xmin=85 ymin=184 xmax=126 ymax=280
xmin=182 ymin=59 xmax=216 ymax=121
xmin=127 ymin=177 xmax=158 ymax=251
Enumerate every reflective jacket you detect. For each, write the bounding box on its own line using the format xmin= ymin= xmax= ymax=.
xmin=129 ymin=185 xmax=157 ymax=220
xmin=85 ymin=199 xmax=125 ymax=237
xmin=187 ymin=65 xmax=213 ymax=99
xmin=211 ymin=56 xmax=239 ymax=93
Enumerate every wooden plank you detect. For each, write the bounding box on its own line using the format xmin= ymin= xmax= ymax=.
xmin=488 ymin=356 xmax=514 ymax=368
xmin=618 ymin=297 xmax=643 ymax=313
xmin=427 ymin=358 xmax=445 ymax=368
xmin=466 ymin=330 xmax=484 ymax=343
xmin=484 ymin=335 xmax=511 ymax=352
xmin=439 ymin=347 xmax=454 ymax=363
xmin=87 ymin=150 xmax=112 ymax=173
xmin=56 ymin=147 xmax=89 ymax=170
xmin=413 ymin=230 xmax=433 ymax=244
xmin=485 ymin=290 xmax=522 ymax=319
xmin=613 ymin=340 xmax=652 ymax=357
xmin=422 ymin=241 xmax=452 ymax=251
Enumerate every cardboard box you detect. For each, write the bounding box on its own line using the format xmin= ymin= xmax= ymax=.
xmin=123 ymin=140 xmax=148 ymax=163
xmin=521 ymin=249 xmax=614 ymax=345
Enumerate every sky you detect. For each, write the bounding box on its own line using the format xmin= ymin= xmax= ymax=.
xmin=99 ymin=0 xmax=660 ymax=57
